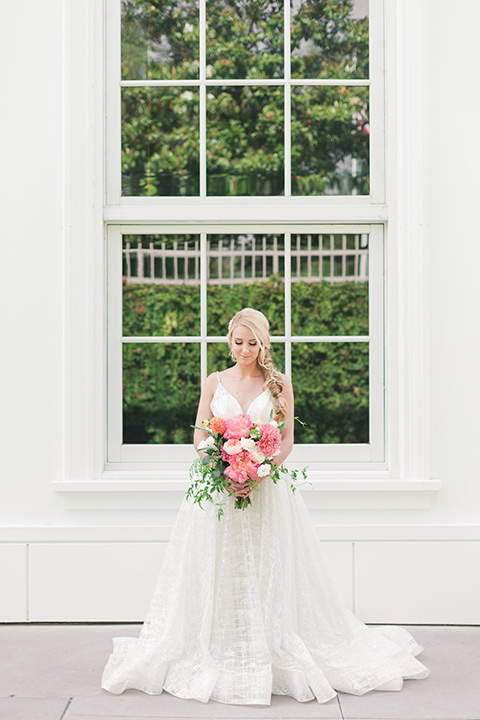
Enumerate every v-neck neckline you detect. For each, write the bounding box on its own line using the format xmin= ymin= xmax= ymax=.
xmin=216 ymin=375 xmax=268 ymax=416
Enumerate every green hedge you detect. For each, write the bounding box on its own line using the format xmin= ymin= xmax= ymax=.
xmin=122 ymin=280 xmax=369 ymax=444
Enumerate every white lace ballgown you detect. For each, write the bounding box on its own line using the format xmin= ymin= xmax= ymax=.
xmin=101 ymin=378 xmax=429 ymax=704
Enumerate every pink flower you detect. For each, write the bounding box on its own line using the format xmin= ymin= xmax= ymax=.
xmin=223 ymin=414 xmax=254 ymax=440
xmin=222 ymin=439 xmax=243 ymax=457
xmin=224 ymin=463 xmax=247 ymax=484
xmin=224 ymin=450 xmax=259 ymax=483
xmin=257 ymin=423 xmax=282 ymax=458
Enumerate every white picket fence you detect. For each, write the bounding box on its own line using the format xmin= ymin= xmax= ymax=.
xmin=123 ymin=234 xmax=368 ymax=285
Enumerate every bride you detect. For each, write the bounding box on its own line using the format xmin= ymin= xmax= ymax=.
xmin=101 ymin=307 xmax=429 ymax=704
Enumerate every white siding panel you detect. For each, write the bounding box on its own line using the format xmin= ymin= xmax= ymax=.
xmin=320 ymin=542 xmax=354 ymax=611
xmin=29 ymin=543 xmax=166 ymax=621
xmin=355 ymin=542 xmax=480 ymax=624
xmin=28 ymin=541 xmax=353 ymax=621
xmin=0 ymin=544 xmax=27 ymax=622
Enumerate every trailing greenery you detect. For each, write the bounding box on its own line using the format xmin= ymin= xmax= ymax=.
xmin=122 ymin=280 xmax=369 ymax=444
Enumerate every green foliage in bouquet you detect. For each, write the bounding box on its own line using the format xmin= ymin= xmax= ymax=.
xmin=186 ymin=418 xmax=308 ymax=520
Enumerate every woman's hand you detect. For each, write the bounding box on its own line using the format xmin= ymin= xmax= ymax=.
xmin=231 ymin=478 xmax=261 ymax=498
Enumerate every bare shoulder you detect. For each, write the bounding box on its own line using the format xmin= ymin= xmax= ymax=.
xmin=195 ymin=372 xmax=218 ymax=422
xmin=203 ymin=372 xmax=219 ymax=393
xmin=280 ymin=373 xmax=293 ymax=391
xmin=219 ymin=366 xmax=235 ymax=378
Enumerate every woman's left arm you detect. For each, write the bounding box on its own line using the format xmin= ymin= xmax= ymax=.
xmin=274 ymin=374 xmax=295 ymax=466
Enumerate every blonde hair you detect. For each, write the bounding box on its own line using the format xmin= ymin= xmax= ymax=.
xmin=227 ymin=308 xmax=288 ymax=422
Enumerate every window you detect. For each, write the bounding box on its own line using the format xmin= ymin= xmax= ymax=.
xmin=104 ymin=0 xmax=387 ymax=472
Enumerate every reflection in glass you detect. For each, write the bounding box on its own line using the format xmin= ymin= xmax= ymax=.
xmin=291 ymin=0 xmax=369 ymax=80
xmin=292 ymin=342 xmax=369 ymax=443
xmin=121 ymin=0 xmax=199 ymax=80
xmin=291 ymin=233 xmax=368 ymax=336
xmin=123 ymin=342 xmax=200 ymax=444
xmin=207 ymin=87 xmax=284 ymax=196
xmin=206 ymin=0 xmax=283 ymax=79
xmin=207 ymin=234 xmax=285 ymax=336
xmin=122 ymin=87 xmax=199 ymax=196
xmin=291 ymin=86 xmax=369 ymax=196
xmin=122 ymin=235 xmax=201 ymax=336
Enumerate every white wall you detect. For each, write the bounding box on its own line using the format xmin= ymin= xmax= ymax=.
xmin=1 ymin=0 xmax=480 ymax=623
xmin=428 ymin=1 xmax=480 ymax=524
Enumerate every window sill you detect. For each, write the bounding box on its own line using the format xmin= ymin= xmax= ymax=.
xmin=52 ymin=478 xmax=441 ymax=510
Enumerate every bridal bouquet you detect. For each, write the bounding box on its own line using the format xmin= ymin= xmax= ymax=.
xmin=187 ymin=413 xmax=307 ymax=519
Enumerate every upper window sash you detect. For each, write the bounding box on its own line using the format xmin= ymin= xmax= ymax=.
xmin=105 ymin=0 xmax=385 ymax=208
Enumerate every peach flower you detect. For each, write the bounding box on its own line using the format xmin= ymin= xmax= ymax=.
xmin=222 ymin=439 xmax=243 ymax=456
xmin=210 ymin=416 xmax=226 ymax=434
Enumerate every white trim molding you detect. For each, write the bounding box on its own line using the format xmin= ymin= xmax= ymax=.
xmin=52 ymin=478 xmax=441 ymax=510
xmin=383 ymin=0 xmax=431 ymax=484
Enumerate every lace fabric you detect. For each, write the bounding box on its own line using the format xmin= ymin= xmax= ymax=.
xmin=101 ymin=382 xmax=429 ymax=704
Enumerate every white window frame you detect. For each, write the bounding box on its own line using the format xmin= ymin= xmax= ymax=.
xmin=104 ymin=0 xmax=386 ymax=471
xmin=55 ymin=0 xmax=441 ymax=508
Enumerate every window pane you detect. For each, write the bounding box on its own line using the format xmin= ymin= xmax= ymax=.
xmin=291 ymin=86 xmax=369 ymax=196
xmin=291 ymin=233 xmax=369 ymax=335
xmin=291 ymin=0 xmax=369 ymax=80
xmin=207 ymin=342 xmax=230 ymax=376
xmin=122 ymin=235 xmax=201 ymax=336
xmin=292 ymin=342 xmax=369 ymax=443
xmin=206 ymin=0 xmax=284 ymax=79
xmin=121 ymin=0 xmax=199 ymax=80
xmin=207 ymin=234 xmax=285 ymax=335
xmin=207 ymin=87 xmax=284 ymax=196
xmin=122 ymin=87 xmax=199 ymax=196
xmin=123 ymin=342 xmax=200 ymax=444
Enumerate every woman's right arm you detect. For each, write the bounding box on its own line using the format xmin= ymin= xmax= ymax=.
xmin=193 ymin=372 xmax=217 ymax=455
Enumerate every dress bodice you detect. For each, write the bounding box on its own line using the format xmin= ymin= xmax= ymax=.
xmin=210 ymin=372 xmax=273 ymax=424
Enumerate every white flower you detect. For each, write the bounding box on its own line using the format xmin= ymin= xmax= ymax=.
xmin=184 ymin=23 xmax=194 ymax=33
xmin=269 ymin=420 xmax=278 ymax=427
xmin=240 ymin=437 xmax=255 ymax=451
xmin=252 ymin=447 xmax=266 ymax=463
xmin=241 ymin=437 xmax=265 ymax=463
xmin=257 ymin=463 xmax=272 ymax=478
xmin=197 ymin=436 xmax=215 ymax=451
xmin=181 ymin=90 xmax=193 ymax=102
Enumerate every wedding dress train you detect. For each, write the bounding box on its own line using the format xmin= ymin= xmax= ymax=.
xmin=101 ymin=380 xmax=429 ymax=704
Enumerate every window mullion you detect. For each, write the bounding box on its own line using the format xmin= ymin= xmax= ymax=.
xmin=369 ymin=0 xmax=385 ymax=203
xmin=284 ymin=0 xmax=291 ymax=198
xmin=284 ymin=231 xmax=292 ymax=377
xmin=200 ymin=231 xmax=208 ymax=384
xmin=368 ymin=225 xmax=385 ymax=461
xmin=107 ymin=226 xmax=123 ymax=461
xmin=199 ymin=0 xmax=206 ymax=197
xmin=105 ymin=0 xmax=122 ymax=204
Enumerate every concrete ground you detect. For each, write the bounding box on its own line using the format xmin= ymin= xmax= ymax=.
xmin=0 ymin=625 xmax=479 ymax=720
